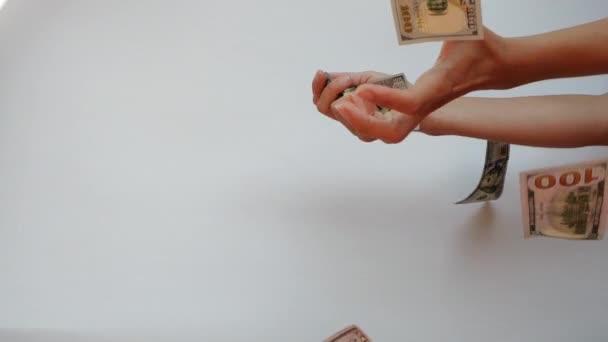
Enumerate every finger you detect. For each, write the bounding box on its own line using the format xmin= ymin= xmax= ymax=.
xmin=341 ymin=120 xmax=376 ymax=142
xmin=355 ymin=67 xmax=453 ymax=117
xmin=354 ymin=85 xmax=421 ymax=116
xmin=332 ymin=100 xmax=376 ymax=142
xmin=346 ymin=91 xmax=378 ymax=114
xmin=316 ymin=74 xmax=356 ymax=119
xmin=343 ymin=94 xmax=381 ymax=142
xmin=316 ymin=71 xmax=385 ymax=108
xmin=347 ymin=90 xmax=418 ymax=142
xmin=332 ymin=100 xmax=405 ymax=143
xmin=342 ymin=121 xmax=378 ymax=143
xmin=325 ymin=71 xmax=376 ymax=84
xmin=345 ymin=93 xmax=408 ymax=143
xmin=358 ymin=135 xmax=377 ymax=143
xmin=338 ymin=94 xmax=423 ymax=143
xmin=312 ymin=70 xmax=328 ymax=105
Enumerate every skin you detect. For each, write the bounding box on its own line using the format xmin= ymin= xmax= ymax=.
xmin=312 ymin=19 xmax=608 ymax=146
xmin=312 ymin=70 xmax=418 ymax=143
xmin=423 ymin=94 xmax=608 ymax=148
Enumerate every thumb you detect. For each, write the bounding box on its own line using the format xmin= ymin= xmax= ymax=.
xmin=357 ymin=66 xmax=455 ymax=117
xmin=355 ymin=85 xmax=421 ymax=116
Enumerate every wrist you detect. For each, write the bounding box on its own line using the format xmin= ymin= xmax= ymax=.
xmin=418 ymin=100 xmax=461 ymax=136
xmin=445 ymin=28 xmax=513 ymax=95
xmin=492 ymin=36 xmax=534 ymax=89
xmin=478 ymin=31 xmax=514 ymax=91
xmin=496 ymin=33 xmax=563 ymax=89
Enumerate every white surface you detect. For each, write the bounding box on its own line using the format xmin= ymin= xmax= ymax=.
xmin=0 ymin=1 xmax=607 ymax=341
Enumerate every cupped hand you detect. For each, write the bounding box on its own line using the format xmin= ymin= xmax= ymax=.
xmin=312 ymin=70 xmax=390 ymax=120
xmin=312 ymin=70 xmax=398 ymax=142
xmin=312 ymin=69 xmax=424 ymax=143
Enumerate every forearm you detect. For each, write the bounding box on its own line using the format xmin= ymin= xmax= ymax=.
xmin=495 ymin=19 xmax=608 ymax=89
xmin=422 ymin=95 xmax=608 ymax=148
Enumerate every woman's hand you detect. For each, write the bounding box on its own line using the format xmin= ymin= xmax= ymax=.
xmin=312 ymin=70 xmax=390 ymax=120
xmin=312 ymin=70 xmax=398 ymax=142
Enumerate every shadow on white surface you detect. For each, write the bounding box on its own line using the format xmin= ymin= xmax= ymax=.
xmin=271 ymin=182 xmax=437 ymax=229
xmin=462 ymin=203 xmax=498 ymax=242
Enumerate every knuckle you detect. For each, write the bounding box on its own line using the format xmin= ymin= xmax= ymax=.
xmin=328 ymin=78 xmax=348 ymax=94
xmin=340 ymin=74 xmax=354 ymax=85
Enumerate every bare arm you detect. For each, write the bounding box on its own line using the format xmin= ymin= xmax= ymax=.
xmin=314 ymin=20 xmax=608 ymax=144
xmin=496 ymin=19 xmax=608 ymax=89
xmin=421 ymin=94 xmax=608 ymax=148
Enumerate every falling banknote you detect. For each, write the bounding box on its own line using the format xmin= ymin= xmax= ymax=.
xmin=520 ymin=159 xmax=608 ymax=240
xmin=391 ymin=0 xmax=484 ymax=45
xmin=325 ymin=325 xmax=373 ymax=342
xmin=456 ymin=141 xmax=510 ymax=204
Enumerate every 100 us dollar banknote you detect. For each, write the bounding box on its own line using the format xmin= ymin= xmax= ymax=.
xmin=391 ymin=0 xmax=484 ymax=45
xmin=520 ymin=160 xmax=608 ymax=240
xmin=456 ymin=141 xmax=510 ymax=204
xmin=325 ymin=325 xmax=372 ymax=342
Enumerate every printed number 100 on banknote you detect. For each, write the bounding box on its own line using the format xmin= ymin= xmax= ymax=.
xmin=520 ymin=160 xmax=608 ymax=240
xmin=391 ymin=0 xmax=484 ymax=45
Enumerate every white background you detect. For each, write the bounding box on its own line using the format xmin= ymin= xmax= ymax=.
xmin=0 ymin=1 xmax=607 ymax=341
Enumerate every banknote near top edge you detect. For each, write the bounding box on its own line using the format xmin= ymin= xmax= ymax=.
xmin=325 ymin=325 xmax=373 ymax=342
xmin=391 ymin=0 xmax=484 ymax=45
xmin=520 ymin=159 xmax=608 ymax=240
